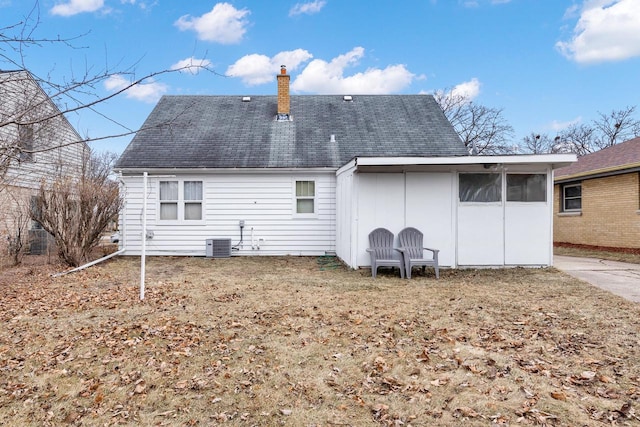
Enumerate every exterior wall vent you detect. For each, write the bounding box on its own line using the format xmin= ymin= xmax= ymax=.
xmin=206 ymin=238 xmax=231 ymax=258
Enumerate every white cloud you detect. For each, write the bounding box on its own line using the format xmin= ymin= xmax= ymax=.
xmin=226 ymin=49 xmax=313 ymax=85
xmin=450 ymin=78 xmax=481 ymax=101
xmin=227 ymin=47 xmax=416 ymax=94
xmin=556 ymin=0 xmax=640 ymax=63
xmin=104 ymin=74 xmax=167 ymax=103
xmin=51 ymin=0 xmax=104 ymax=16
xmin=170 ymin=57 xmax=213 ymax=75
xmin=550 ymin=116 xmax=582 ymax=132
xmin=289 ymin=0 xmax=326 ymax=16
xmin=175 ymin=3 xmax=250 ymax=44
xmin=291 ymin=47 xmax=415 ymax=94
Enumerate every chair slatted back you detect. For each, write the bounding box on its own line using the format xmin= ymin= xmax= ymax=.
xmin=368 ymin=228 xmax=395 ymax=260
xmin=398 ymin=227 xmax=424 ymax=259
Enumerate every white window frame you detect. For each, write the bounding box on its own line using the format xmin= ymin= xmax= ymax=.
xmin=293 ymin=178 xmax=318 ymax=218
xmin=562 ymin=183 xmax=582 ymax=212
xmin=158 ymin=179 xmax=204 ymax=223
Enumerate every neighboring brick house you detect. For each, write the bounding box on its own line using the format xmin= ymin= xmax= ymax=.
xmin=0 ymin=70 xmax=87 ymax=255
xmin=554 ymin=137 xmax=640 ymax=250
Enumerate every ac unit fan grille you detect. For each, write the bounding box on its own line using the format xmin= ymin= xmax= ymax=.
xmin=206 ymin=238 xmax=231 ymax=258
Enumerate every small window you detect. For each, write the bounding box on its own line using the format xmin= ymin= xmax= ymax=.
xmin=507 ymin=174 xmax=546 ymax=202
xmin=18 ymin=124 xmax=34 ymax=162
xmin=296 ymin=180 xmax=315 ymax=214
xmin=159 ymin=180 xmax=203 ymax=221
xmin=459 ymin=173 xmax=501 ymax=202
xmin=563 ymin=183 xmax=581 ymax=211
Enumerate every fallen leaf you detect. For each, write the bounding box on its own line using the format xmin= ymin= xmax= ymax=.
xmin=550 ymin=391 xmax=567 ymax=401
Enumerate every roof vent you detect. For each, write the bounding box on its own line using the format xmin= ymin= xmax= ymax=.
xmin=242 ymin=96 xmax=251 ymax=102
xmin=330 ymin=134 xmax=336 ymax=143
xmin=343 ymin=95 xmax=353 ymax=102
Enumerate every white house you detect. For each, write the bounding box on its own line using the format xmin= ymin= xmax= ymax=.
xmin=0 ymin=70 xmax=87 ymax=254
xmin=114 ymin=67 xmax=575 ymax=269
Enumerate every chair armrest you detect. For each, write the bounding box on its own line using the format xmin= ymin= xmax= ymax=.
xmin=395 ymin=248 xmax=406 ymax=253
xmin=423 ymin=247 xmax=439 ymax=255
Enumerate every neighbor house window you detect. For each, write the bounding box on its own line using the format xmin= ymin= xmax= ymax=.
xmin=507 ymin=174 xmax=546 ymax=202
xmin=18 ymin=124 xmax=34 ymax=163
xmin=295 ymin=180 xmax=315 ymax=214
xmin=459 ymin=173 xmax=501 ymax=202
xmin=159 ymin=180 xmax=203 ymax=221
xmin=563 ymin=183 xmax=582 ymax=211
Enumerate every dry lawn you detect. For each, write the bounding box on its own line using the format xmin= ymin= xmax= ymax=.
xmin=1 ymin=256 xmax=639 ymax=426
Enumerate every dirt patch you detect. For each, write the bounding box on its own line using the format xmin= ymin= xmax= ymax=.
xmin=0 ymin=256 xmax=639 ymax=426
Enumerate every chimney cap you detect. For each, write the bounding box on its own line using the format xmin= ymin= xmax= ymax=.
xmin=280 ymin=65 xmax=287 ymax=75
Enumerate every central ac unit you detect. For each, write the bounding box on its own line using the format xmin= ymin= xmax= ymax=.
xmin=206 ymin=238 xmax=232 ymax=258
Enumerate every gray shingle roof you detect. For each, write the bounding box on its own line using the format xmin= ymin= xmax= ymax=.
xmin=555 ymin=137 xmax=640 ymax=180
xmin=115 ymin=94 xmax=467 ymax=169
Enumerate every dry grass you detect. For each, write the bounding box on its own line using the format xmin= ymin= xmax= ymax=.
xmin=555 ymin=246 xmax=640 ymax=265
xmin=1 ymin=256 xmax=639 ymax=426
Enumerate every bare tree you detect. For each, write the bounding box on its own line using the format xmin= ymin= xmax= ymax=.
xmin=32 ymin=150 xmax=123 ymax=267
xmin=0 ymin=4 xmax=213 ymax=183
xmin=592 ymin=106 xmax=640 ymax=150
xmin=1 ymin=192 xmax=32 ymax=266
xmin=553 ymin=124 xmax=596 ymax=156
xmin=520 ymin=107 xmax=640 ymax=156
xmin=434 ymin=89 xmax=515 ymax=155
xmin=521 ymin=133 xmax=554 ymax=154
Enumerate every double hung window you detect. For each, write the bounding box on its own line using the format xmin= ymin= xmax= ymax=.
xmin=159 ymin=180 xmax=203 ymax=221
xmin=295 ymin=180 xmax=315 ymax=214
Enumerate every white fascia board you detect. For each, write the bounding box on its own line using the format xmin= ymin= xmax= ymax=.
xmin=353 ymin=154 xmax=577 ymax=169
xmin=336 ymin=159 xmax=357 ymax=176
xmin=116 ymin=167 xmax=338 ymax=176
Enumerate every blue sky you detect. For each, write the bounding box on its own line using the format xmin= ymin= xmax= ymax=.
xmin=3 ymin=0 xmax=640 ymax=155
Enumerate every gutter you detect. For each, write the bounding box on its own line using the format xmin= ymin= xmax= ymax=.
xmin=555 ymin=163 xmax=640 ymax=184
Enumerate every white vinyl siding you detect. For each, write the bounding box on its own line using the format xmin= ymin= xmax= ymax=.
xmin=119 ymin=172 xmax=335 ymax=256
xmin=0 ymin=71 xmax=86 ymax=189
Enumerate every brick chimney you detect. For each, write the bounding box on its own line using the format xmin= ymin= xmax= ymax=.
xmin=277 ymin=65 xmax=290 ymax=118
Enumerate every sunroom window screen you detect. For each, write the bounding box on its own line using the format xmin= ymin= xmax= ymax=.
xmin=507 ymin=174 xmax=546 ymax=202
xmin=296 ymin=181 xmax=315 ymax=214
xmin=459 ymin=173 xmax=501 ymax=202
